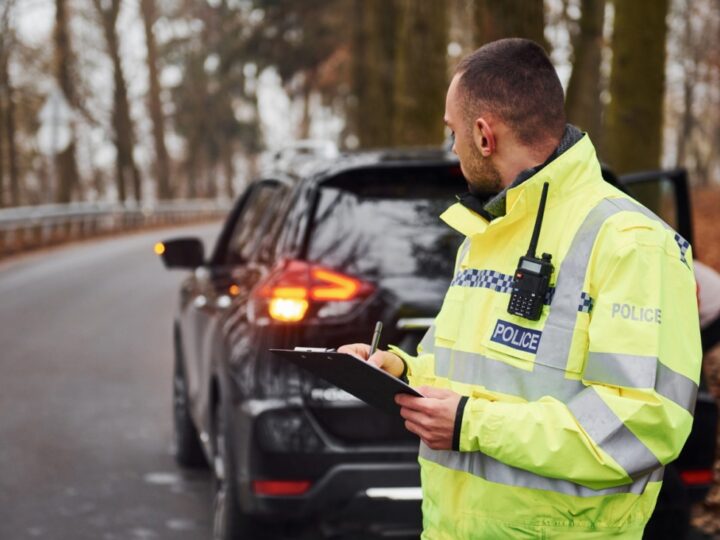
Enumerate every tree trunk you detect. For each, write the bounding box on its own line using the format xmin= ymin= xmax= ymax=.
xmin=0 ymin=6 xmax=20 ymax=208
xmin=3 ymin=71 xmax=19 ymax=206
xmin=0 ymin=2 xmax=8 ymax=208
xmin=565 ymin=0 xmax=605 ymax=145
xmin=392 ymin=0 xmax=448 ymax=146
xmin=185 ymin=145 xmax=198 ymax=199
xmin=141 ymin=0 xmax=171 ymax=200
xmin=94 ymin=0 xmax=143 ymax=203
xmin=676 ymin=63 xmax=694 ymax=167
xmin=54 ymin=0 xmax=81 ymax=203
xmin=353 ymin=0 xmax=397 ymax=148
xmin=0 ymin=80 xmax=4 ymax=208
xmin=473 ymin=0 xmax=547 ymax=48
xmin=298 ymin=69 xmax=316 ymax=140
xmin=604 ymin=0 xmax=668 ymax=173
xmin=222 ymin=142 xmax=234 ymax=199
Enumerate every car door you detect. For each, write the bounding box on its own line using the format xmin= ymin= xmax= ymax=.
xmin=190 ymin=180 xmax=292 ymax=429
xmin=177 ymin=181 xmax=281 ymax=423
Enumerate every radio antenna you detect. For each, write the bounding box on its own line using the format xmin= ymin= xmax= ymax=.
xmin=527 ymin=182 xmax=550 ymax=258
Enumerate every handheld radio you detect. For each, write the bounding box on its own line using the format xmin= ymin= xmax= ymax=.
xmin=507 ymin=182 xmax=554 ymax=321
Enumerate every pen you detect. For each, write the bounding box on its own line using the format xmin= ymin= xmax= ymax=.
xmin=369 ymin=321 xmax=383 ymax=356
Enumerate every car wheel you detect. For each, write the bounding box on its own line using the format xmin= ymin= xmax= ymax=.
xmin=212 ymin=396 xmax=270 ymax=540
xmin=172 ymin=349 xmax=207 ymax=468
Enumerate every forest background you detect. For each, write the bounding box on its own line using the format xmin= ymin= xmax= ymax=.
xmin=0 ymin=0 xmax=718 ymax=267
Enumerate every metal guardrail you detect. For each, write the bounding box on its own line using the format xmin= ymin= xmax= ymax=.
xmin=0 ymin=199 xmax=232 ymax=257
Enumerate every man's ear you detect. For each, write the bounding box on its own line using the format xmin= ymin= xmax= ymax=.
xmin=473 ymin=117 xmax=495 ymax=157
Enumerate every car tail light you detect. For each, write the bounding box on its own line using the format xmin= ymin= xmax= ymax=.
xmin=680 ymin=469 xmax=713 ymax=485
xmin=252 ymin=480 xmax=312 ymax=496
xmin=251 ymin=260 xmax=375 ymax=323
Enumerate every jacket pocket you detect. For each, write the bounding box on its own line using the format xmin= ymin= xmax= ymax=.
xmin=434 ymin=287 xmax=465 ymax=347
xmin=482 ymin=305 xmax=545 ymax=368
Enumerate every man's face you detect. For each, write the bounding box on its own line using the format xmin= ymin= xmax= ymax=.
xmin=444 ymin=74 xmax=502 ymax=195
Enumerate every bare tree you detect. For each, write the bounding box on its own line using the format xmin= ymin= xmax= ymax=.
xmin=0 ymin=3 xmax=21 ymax=208
xmin=92 ymin=0 xmax=142 ymax=203
xmin=0 ymin=0 xmax=11 ymax=207
xmin=671 ymin=0 xmax=720 ymax=186
xmin=352 ymin=0 xmax=397 ymax=147
xmin=473 ymin=0 xmax=546 ymax=48
xmin=565 ymin=0 xmax=605 ymax=144
xmin=53 ymin=0 xmax=82 ymax=203
xmin=0 ymin=53 xmax=19 ymax=207
xmin=0 ymin=70 xmax=4 ymax=207
xmin=604 ymin=0 xmax=669 ymax=173
xmin=392 ymin=0 xmax=448 ymax=146
xmin=141 ymin=0 xmax=171 ymax=199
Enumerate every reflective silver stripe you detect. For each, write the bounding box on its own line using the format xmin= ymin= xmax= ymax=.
xmin=585 ymin=352 xmax=698 ymax=412
xmin=454 ymin=238 xmax=471 ymax=276
xmin=434 ymin=346 xmax=585 ymax=402
xmin=420 ymin=443 xmax=663 ymax=497
xmin=535 ymin=199 xmax=624 ymax=370
xmin=568 ymin=388 xmax=661 ymax=478
xmin=608 ymin=198 xmax=670 ymax=229
xmin=535 ymin=196 xmax=680 ymax=371
xmin=584 ymin=352 xmax=657 ymax=388
xmin=597 ymin=198 xmax=691 ymax=266
xmin=418 ymin=325 xmax=435 ymax=354
xmin=656 ymin=363 xmax=698 ymax=413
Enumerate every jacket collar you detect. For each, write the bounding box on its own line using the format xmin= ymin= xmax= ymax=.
xmin=482 ymin=124 xmax=584 ymax=219
xmin=440 ymin=133 xmax=602 ymax=237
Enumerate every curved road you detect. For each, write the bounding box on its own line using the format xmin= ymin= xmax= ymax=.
xmin=0 ymin=224 xmax=220 ymax=540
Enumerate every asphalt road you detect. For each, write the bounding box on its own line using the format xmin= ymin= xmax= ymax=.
xmin=0 ymin=224 xmax=221 ymax=540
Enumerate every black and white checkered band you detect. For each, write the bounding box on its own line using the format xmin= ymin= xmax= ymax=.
xmin=578 ymin=291 xmax=594 ymax=313
xmin=674 ymin=233 xmax=690 ymax=265
xmin=450 ymin=268 xmax=592 ymax=313
xmin=450 ymin=269 xmax=514 ymax=293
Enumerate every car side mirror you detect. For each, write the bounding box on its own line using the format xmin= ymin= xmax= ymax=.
xmin=158 ymin=237 xmax=205 ymax=270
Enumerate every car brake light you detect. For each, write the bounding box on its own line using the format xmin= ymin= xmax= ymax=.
xmin=252 ymin=260 xmax=374 ymax=323
xmin=268 ymin=297 xmax=310 ymax=322
xmin=680 ymin=469 xmax=713 ymax=485
xmin=311 ymin=268 xmax=363 ymax=301
xmin=252 ymin=480 xmax=312 ymax=496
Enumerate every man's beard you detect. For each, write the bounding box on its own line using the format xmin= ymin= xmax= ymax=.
xmin=463 ymin=144 xmax=502 ymax=197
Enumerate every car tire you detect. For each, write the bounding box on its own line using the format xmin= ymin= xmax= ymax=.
xmin=212 ymin=394 xmax=272 ymax=540
xmin=173 ymin=343 xmax=207 ymax=468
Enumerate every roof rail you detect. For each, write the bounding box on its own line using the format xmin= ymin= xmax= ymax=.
xmin=271 ymin=139 xmax=339 ymax=169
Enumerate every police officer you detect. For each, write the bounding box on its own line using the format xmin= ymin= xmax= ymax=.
xmin=340 ymin=38 xmax=701 ymax=539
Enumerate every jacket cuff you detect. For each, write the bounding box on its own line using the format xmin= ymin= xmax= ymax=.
xmin=388 ymin=345 xmax=410 ymax=382
xmin=398 ymin=357 xmax=409 ymax=383
xmin=452 ymin=396 xmax=469 ymax=451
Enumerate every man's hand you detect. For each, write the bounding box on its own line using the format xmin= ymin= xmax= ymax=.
xmin=395 ymin=387 xmax=462 ymax=450
xmin=337 ymin=343 xmax=406 ymax=378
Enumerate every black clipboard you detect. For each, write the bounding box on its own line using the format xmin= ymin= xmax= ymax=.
xmin=270 ymin=348 xmax=423 ymax=415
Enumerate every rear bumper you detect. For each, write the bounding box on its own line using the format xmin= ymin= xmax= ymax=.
xmin=250 ymin=463 xmax=422 ymax=518
xmin=229 ymin=397 xmax=422 ymax=530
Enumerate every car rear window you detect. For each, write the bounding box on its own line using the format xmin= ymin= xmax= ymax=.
xmin=307 ymin=166 xmax=466 ymax=283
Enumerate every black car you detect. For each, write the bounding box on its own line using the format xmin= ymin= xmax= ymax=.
xmin=162 ymin=148 xmax=468 ymax=539
xmin=160 ymin=146 xmax=715 ymax=540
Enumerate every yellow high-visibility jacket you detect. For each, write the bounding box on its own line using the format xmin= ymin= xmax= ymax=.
xmin=391 ymin=134 xmax=701 ymax=539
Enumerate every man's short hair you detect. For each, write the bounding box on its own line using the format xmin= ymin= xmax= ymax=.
xmin=455 ymin=38 xmax=566 ymax=148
